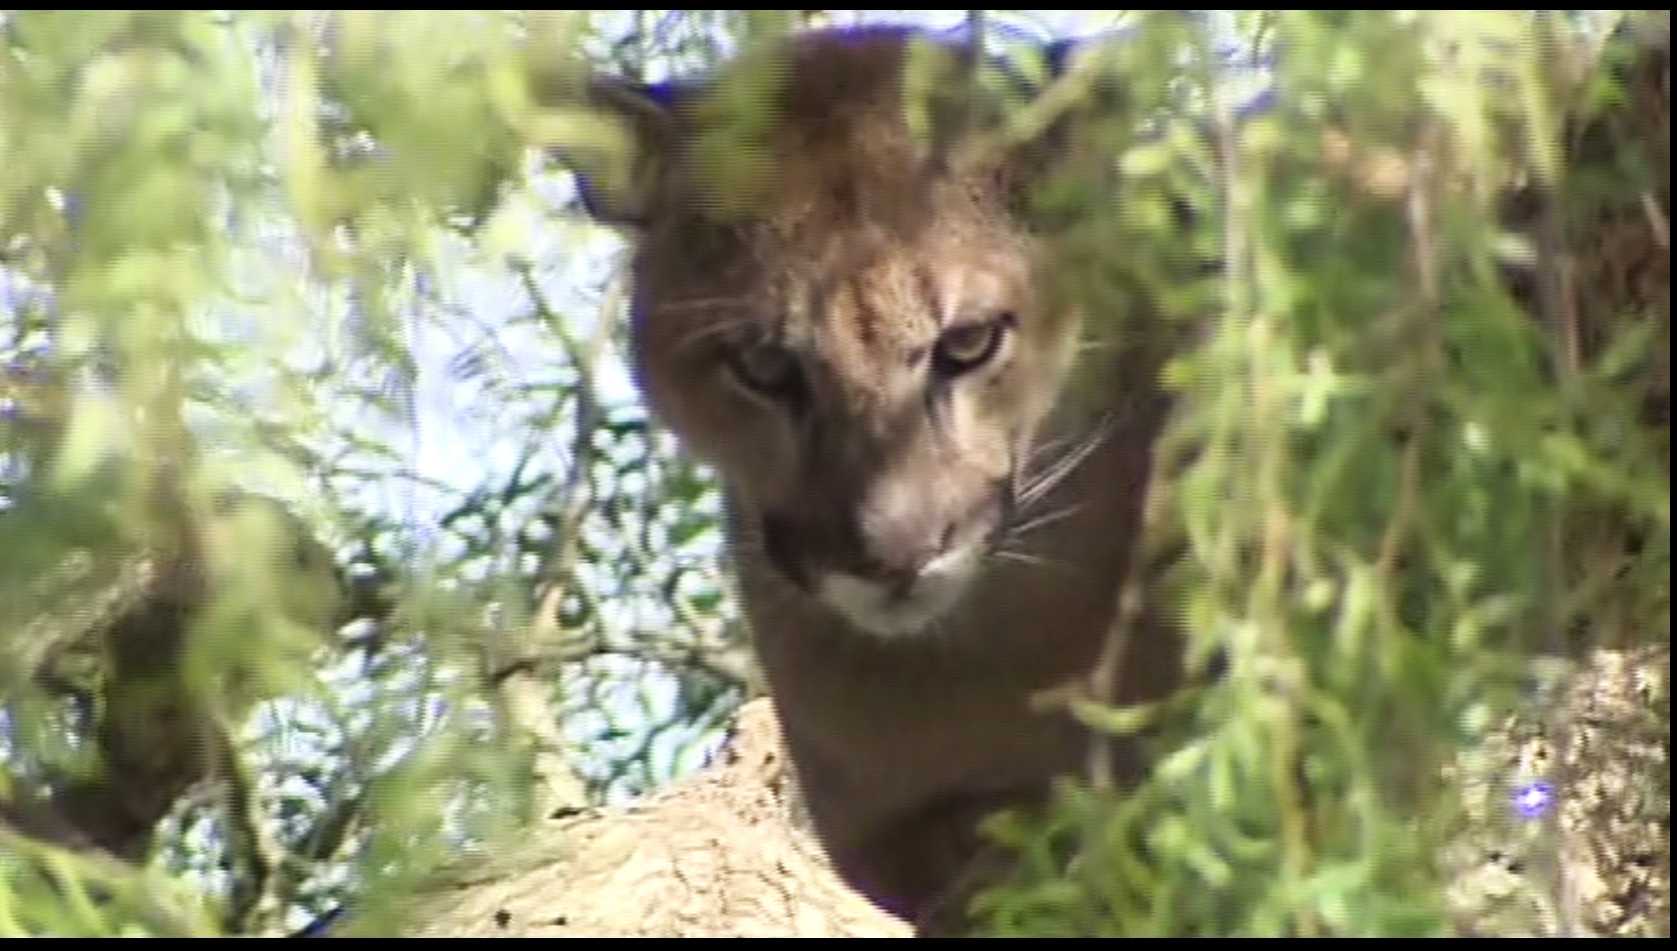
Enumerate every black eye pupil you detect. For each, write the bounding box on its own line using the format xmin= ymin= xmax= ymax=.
xmin=734 ymin=344 xmax=800 ymax=395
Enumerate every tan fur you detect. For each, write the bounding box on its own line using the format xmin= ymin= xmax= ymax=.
xmin=586 ymin=27 xmax=1178 ymax=930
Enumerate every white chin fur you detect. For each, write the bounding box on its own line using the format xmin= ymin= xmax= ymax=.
xmin=817 ymin=546 xmax=980 ymax=638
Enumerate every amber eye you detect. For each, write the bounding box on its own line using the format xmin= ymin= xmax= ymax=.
xmin=730 ymin=341 xmax=803 ymax=399
xmin=934 ymin=317 xmax=1009 ymax=375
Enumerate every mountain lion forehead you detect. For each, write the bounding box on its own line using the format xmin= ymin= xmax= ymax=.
xmin=766 ymin=257 xmax=942 ymax=355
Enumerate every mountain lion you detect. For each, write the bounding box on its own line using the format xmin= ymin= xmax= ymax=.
xmin=566 ymin=24 xmax=1180 ymax=933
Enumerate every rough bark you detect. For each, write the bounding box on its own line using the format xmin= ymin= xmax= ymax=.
xmin=1444 ymin=646 xmax=1670 ymax=938
xmin=393 ymin=698 xmax=909 ymax=938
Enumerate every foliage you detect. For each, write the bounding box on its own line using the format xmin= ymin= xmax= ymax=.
xmin=1 ymin=10 xmax=747 ymax=936
xmin=966 ymin=10 xmax=1668 ymax=937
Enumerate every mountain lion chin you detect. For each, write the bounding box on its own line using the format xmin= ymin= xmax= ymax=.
xmin=817 ymin=545 xmax=982 ymax=639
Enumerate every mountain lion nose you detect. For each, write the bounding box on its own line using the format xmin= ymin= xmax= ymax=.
xmin=861 ymin=522 xmax=956 ymax=598
xmin=876 ymin=556 xmax=934 ymax=600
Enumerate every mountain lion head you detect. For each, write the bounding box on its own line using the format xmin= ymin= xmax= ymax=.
xmin=567 ymin=26 xmax=1106 ymax=638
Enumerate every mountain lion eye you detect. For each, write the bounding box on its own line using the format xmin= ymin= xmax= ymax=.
xmin=730 ymin=341 xmax=802 ymax=398
xmin=934 ymin=318 xmax=1009 ymax=375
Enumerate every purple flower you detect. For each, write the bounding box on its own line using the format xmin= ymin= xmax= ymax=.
xmin=1512 ymin=780 xmax=1555 ymax=819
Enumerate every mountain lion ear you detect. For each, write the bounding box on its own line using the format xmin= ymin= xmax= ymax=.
xmin=548 ymin=78 xmax=681 ymax=228
xmin=982 ymin=31 xmax=1134 ymax=226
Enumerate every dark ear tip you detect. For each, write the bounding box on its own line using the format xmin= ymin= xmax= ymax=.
xmin=584 ymin=77 xmax=682 ymax=134
xmin=551 ymin=77 xmax=682 ymax=227
xmin=1046 ymin=37 xmax=1080 ymax=74
xmin=572 ymin=177 xmax=649 ymax=229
